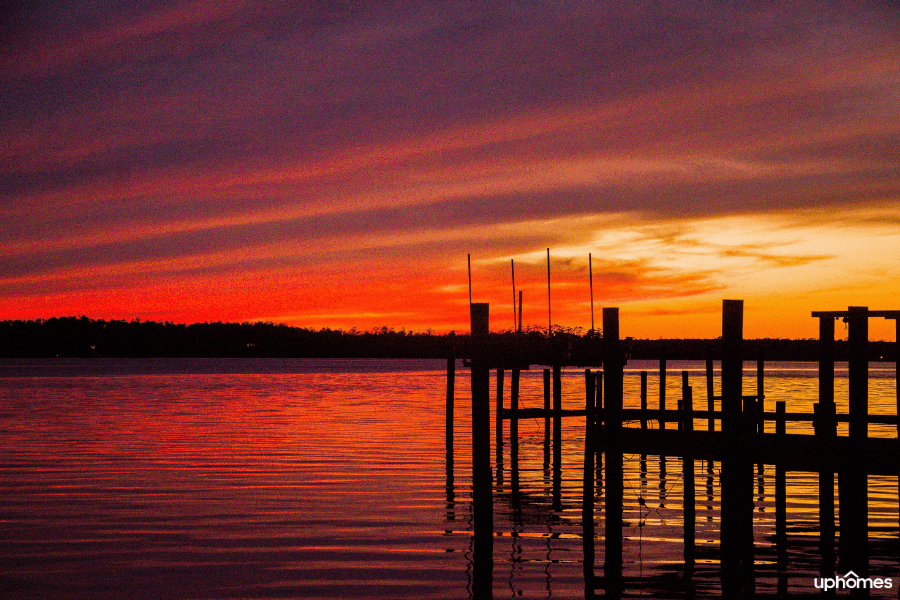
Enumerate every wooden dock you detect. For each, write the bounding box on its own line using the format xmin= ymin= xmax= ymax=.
xmin=448 ymin=300 xmax=900 ymax=598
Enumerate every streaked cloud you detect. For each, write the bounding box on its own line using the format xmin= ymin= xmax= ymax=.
xmin=1 ymin=1 xmax=898 ymax=337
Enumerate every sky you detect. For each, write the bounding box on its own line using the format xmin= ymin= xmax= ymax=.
xmin=2 ymin=1 xmax=899 ymax=340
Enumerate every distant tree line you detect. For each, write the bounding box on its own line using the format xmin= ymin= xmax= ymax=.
xmin=0 ymin=316 xmax=895 ymax=361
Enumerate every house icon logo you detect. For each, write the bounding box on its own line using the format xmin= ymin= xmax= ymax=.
xmin=814 ymin=571 xmax=894 ymax=591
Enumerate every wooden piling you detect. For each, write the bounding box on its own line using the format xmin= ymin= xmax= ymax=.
xmin=775 ymin=400 xmax=788 ymax=594
xmin=815 ymin=313 xmax=838 ymax=581
xmin=469 ymin=302 xmax=493 ymax=597
xmin=683 ymin=382 xmax=695 ymax=570
xmin=894 ymin=322 xmax=900 ymax=583
xmin=446 ymin=350 xmax=455 ymax=455
xmin=706 ymin=358 xmax=715 ymax=432
xmin=446 ymin=350 xmax=455 ymax=524
xmin=814 ymin=402 xmax=836 ymax=578
xmin=553 ymin=363 xmax=562 ymax=512
xmin=841 ymin=306 xmax=869 ymax=578
xmin=756 ymin=359 xmax=765 ymax=435
xmin=510 ymin=369 xmax=520 ymax=468
xmin=543 ymin=368 xmax=551 ymax=468
xmin=595 ymin=371 xmax=604 ymax=496
xmin=603 ymin=307 xmax=624 ymax=597
xmin=775 ymin=401 xmax=787 ymax=559
xmin=720 ymin=299 xmax=752 ymax=596
xmin=660 ymin=358 xmax=667 ymax=429
xmin=817 ymin=315 xmax=836 ymax=410
xmin=896 ymin=318 xmax=900 ymax=440
xmin=583 ymin=369 xmax=596 ymax=593
xmin=755 ymin=359 xmax=765 ymax=477
xmin=553 ymin=364 xmax=562 ymax=469
xmin=640 ymin=370 xmax=648 ymax=430
xmin=848 ymin=307 xmax=869 ymax=441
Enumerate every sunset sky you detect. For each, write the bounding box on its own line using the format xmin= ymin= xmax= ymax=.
xmin=2 ymin=1 xmax=899 ymax=340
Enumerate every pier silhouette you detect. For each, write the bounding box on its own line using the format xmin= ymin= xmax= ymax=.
xmin=448 ymin=300 xmax=900 ymax=598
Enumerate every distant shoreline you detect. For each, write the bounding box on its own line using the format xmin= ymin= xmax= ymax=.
xmin=2 ymin=317 xmax=896 ymax=361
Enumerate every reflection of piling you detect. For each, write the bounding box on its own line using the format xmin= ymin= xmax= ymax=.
xmin=603 ymin=307 xmax=624 ymax=597
xmin=469 ymin=303 xmax=493 ymax=598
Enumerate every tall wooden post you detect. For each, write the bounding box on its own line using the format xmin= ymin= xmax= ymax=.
xmin=706 ymin=357 xmax=715 ymax=432
xmin=756 ymin=359 xmax=765 ymax=434
xmin=583 ymin=369 xmax=596 ymax=594
xmin=446 ymin=350 xmax=455 ymax=455
xmin=510 ymin=369 xmax=520 ymax=469
xmin=603 ymin=307 xmax=624 ymax=597
xmin=595 ymin=371 xmax=604 ymax=495
xmin=683 ymin=382 xmax=695 ymax=571
xmin=720 ymin=299 xmax=751 ymax=596
xmin=815 ymin=314 xmax=836 ymax=580
xmin=775 ymin=402 xmax=787 ymax=554
xmin=543 ymin=368 xmax=551 ymax=468
xmin=895 ymin=318 xmax=900 ymax=440
xmin=640 ymin=370 xmax=648 ymax=430
xmin=848 ymin=307 xmax=869 ymax=441
xmin=660 ymin=358 xmax=667 ymax=429
xmin=775 ymin=401 xmax=788 ymax=594
xmin=446 ymin=349 xmax=456 ymax=525
xmin=470 ymin=303 xmax=493 ymax=597
xmin=841 ymin=306 xmax=868 ymax=578
xmin=552 ymin=363 xmax=562 ymax=512
xmin=755 ymin=359 xmax=765 ymax=479
xmin=895 ymin=318 xmax=900 ymax=553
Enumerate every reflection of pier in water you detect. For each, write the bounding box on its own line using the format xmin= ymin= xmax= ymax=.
xmin=446 ymin=300 xmax=900 ymax=598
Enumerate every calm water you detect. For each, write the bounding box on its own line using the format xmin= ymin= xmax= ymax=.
xmin=1 ymin=358 xmax=897 ymax=599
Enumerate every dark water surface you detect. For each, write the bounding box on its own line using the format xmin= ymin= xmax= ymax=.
xmin=1 ymin=359 xmax=897 ymax=598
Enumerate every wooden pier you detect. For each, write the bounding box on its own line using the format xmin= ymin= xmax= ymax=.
xmin=447 ymin=300 xmax=900 ymax=598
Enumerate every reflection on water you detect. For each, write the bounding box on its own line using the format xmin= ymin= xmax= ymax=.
xmin=0 ymin=359 xmax=897 ymax=599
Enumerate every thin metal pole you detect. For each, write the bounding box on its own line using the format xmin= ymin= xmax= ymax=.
xmin=511 ymin=259 xmax=517 ymax=332
xmin=546 ymin=248 xmax=551 ymax=337
xmin=589 ymin=253 xmax=595 ymax=334
xmin=467 ymin=254 xmax=472 ymax=305
xmin=518 ymin=290 xmax=523 ymax=335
